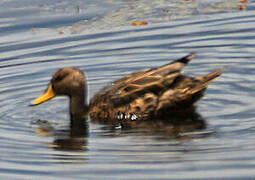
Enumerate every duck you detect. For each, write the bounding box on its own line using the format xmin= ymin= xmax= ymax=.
xmin=31 ymin=53 xmax=224 ymax=129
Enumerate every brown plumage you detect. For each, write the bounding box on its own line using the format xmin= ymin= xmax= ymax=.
xmin=89 ymin=53 xmax=224 ymax=123
xmin=31 ymin=53 xmax=224 ymax=129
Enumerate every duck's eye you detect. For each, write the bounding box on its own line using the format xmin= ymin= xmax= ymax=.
xmin=53 ymin=73 xmax=68 ymax=83
xmin=54 ymin=75 xmax=64 ymax=82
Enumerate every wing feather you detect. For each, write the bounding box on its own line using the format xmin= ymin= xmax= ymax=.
xmin=90 ymin=53 xmax=196 ymax=109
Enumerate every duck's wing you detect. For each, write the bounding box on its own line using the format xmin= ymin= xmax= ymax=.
xmin=94 ymin=53 xmax=196 ymax=108
xmin=156 ymin=67 xmax=225 ymax=114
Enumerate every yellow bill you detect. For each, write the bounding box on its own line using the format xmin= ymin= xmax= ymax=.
xmin=31 ymin=84 xmax=56 ymax=105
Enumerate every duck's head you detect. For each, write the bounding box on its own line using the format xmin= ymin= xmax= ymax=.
xmin=31 ymin=67 xmax=87 ymax=106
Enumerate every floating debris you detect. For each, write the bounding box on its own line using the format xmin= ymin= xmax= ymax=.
xmin=29 ymin=0 xmax=252 ymax=35
xmin=131 ymin=20 xmax=148 ymax=26
xmin=58 ymin=28 xmax=64 ymax=35
xmin=237 ymin=4 xmax=246 ymax=10
xmin=30 ymin=28 xmax=36 ymax=33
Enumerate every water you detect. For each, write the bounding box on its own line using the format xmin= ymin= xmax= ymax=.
xmin=1 ymin=0 xmax=255 ymax=179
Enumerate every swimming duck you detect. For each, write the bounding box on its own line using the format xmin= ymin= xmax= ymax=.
xmin=31 ymin=53 xmax=224 ymax=128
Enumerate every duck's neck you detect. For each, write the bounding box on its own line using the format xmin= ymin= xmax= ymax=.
xmin=69 ymin=94 xmax=89 ymax=118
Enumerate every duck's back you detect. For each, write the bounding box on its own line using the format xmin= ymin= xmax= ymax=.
xmin=89 ymin=53 xmax=223 ymax=126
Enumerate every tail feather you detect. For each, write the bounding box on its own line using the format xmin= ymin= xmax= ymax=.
xmin=175 ymin=52 xmax=196 ymax=64
xmin=149 ymin=53 xmax=196 ymax=76
xmin=155 ymin=66 xmax=225 ymax=116
xmin=189 ymin=67 xmax=226 ymax=95
xmin=196 ymin=67 xmax=226 ymax=84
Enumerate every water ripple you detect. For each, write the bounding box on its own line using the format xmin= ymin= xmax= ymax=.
xmin=1 ymin=2 xmax=255 ymax=179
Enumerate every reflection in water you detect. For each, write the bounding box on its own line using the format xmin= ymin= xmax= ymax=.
xmin=96 ymin=106 xmax=206 ymax=138
xmin=34 ymin=107 xmax=205 ymax=151
xmin=34 ymin=117 xmax=88 ymax=152
xmin=53 ymin=117 xmax=88 ymax=151
xmin=31 ymin=119 xmax=55 ymax=136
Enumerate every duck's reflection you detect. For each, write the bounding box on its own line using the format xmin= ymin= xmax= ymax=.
xmin=52 ymin=117 xmax=88 ymax=151
xmin=33 ymin=117 xmax=88 ymax=151
xmin=95 ymin=107 xmax=207 ymax=138
xmin=33 ymin=106 xmax=207 ymax=152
